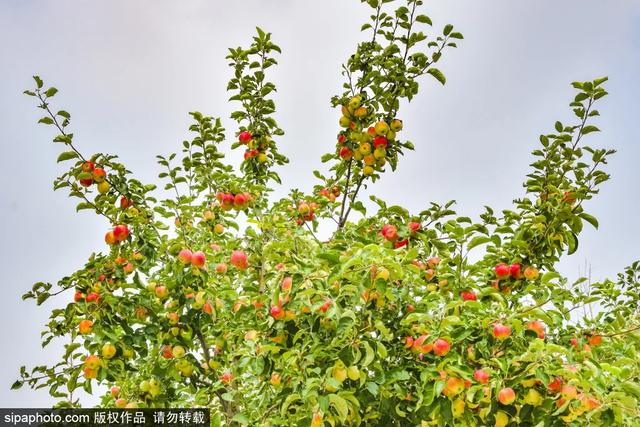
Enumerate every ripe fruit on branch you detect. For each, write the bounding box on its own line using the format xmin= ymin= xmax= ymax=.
xmin=281 ymin=276 xmax=293 ymax=292
xmin=270 ymin=372 xmax=281 ymax=386
xmin=104 ymin=231 xmax=116 ymax=245
xmin=493 ymin=323 xmax=512 ymax=340
xmin=494 ymin=263 xmax=510 ymax=279
xmin=110 ymin=386 xmax=120 ymax=398
xmin=509 ymin=263 xmax=522 ymax=279
xmin=318 ymin=299 xmax=332 ymax=313
xmin=92 ymin=168 xmax=107 ymax=183
xmin=177 ymin=249 xmax=192 ymax=264
xmin=373 ymin=136 xmax=388 ymax=148
xmin=498 ymin=387 xmax=516 ymax=405
xmin=113 ymin=225 xmax=129 ymax=242
xmin=78 ymin=319 xmax=93 ymax=335
xmin=473 ymin=369 xmax=490 ymax=384
xmin=394 ymin=239 xmax=408 ymax=249
xmin=81 ymin=161 xmax=94 ymax=173
xmin=587 ymin=334 xmax=602 ymax=346
xmin=433 ymin=338 xmax=451 ymax=356
xmin=230 ymin=250 xmax=248 ymax=269
xmin=154 ymin=285 xmax=168 ymax=299
xmin=238 ymin=131 xmax=252 ymax=143
xmin=101 ymin=343 xmax=117 ymax=359
xmin=561 ymin=384 xmax=578 ymax=400
xmin=79 ymin=177 xmax=94 ymax=187
xmin=442 ymin=377 xmax=465 ymax=397
xmin=339 ymin=147 xmax=353 ymax=159
xmin=523 ymin=266 xmax=539 ymax=280
xmin=374 ymin=121 xmax=390 ymax=136
xmin=86 ymin=292 xmax=100 ymax=303
xmin=220 ymin=371 xmax=233 ymax=384
xmin=390 ymin=119 xmax=403 ymax=132
xmin=191 ymin=251 xmax=206 ymax=269
xmin=461 ymin=291 xmax=477 ymax=301
xmin=74 ymin=291 xmax=84 ymax=302
xmin=270 ymin=305 xmax=284 ymax=320
xmin=526 ymin=320 xmax=546 ymax=339
xmin=120 ymin=196 xmax=132 ymax=209
xmin=215 ymin=263 xmax=228 ymax=274
xmin=381 ymin=224 xmax=398 ymax=241
xmin=408 ymin=221 xmax=421 ymax=233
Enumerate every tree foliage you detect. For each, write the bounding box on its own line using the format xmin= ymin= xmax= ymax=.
xmin=16 ymin=0 xmax=640 ymax=426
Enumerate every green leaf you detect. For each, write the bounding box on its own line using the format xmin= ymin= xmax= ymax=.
xmin=329 ymin=394 xmax=349 ymax=422
xmin=38 ymin=117 xmax=55 ymax=125
xmin=582 ymin=125 xmax=600 ymax=135
xmin=467 ymin=236 xmax=490 ymax=250
xmin=415 ymin=15 xmax=432 ymax=25
xmin=443 ymin=24 xmax=453 ymax=36
xmin=57 ymin=151 xmax=79 ymax=163
xmin=76 ymin=202 xmax=94 ymax=212
xmin=231 ymin=414 xmax=250 ymax=425
xmin=45 ymin=87 xmax=58 ymax=97
xmin=427 ymin=68 xmax=446 ymax=85
xmin=579 ymin=213 xmax=599 ymax=229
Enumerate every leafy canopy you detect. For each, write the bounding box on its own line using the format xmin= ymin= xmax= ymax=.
xmin=16 ymin=0 xmax=640 ymax=426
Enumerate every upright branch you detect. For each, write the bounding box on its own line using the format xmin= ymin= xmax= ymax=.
xmin=320 ymin=0 xmax=462 ymax=231
xmin=227 ymin=27 xmax=288 ymax=185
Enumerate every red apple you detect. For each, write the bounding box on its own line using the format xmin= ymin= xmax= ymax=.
xmin=433 ymin=338 xmax=451 ymax=357
xmin=494 ymin=263 xmax=510 ymax=279
xmin=498 ymin=387 xmax=516 ymax=405
xmin=381 ymin=224 xmax=398 ymax=241
xmin=86 ymin=292 xmax=100 ymax=303
xmin=270 ymin=305 xmax=284 ymax=320
xmin=461 ymin=291 xmax=477 ymax=301
xmin=238 ymin=131 xmax=252 ymax=143
xmin=473 ymin=369 xmax=490 ymax=384
xmin=492 ymin=323 xmax=511 ymax=340
xmin=178 ymin=249 xmax=193 ymax=264
xmin=408 ymin=221 xmax=421 ymax=233
xmin=82 ymin=161 xmax=95 ymax=173
xmin=92 ymin=168 xmax=107 ymax=183
xmin=281 ymin=277 xmax=293 ymax=292
xmin=191 ymin=251 xmax=206 ymax=269
xmin=230 ymin=250 xmax=248 ymax=269
xmin=509 ymin=263 xmax=522 ymax=279
xmin=339 ymin=147 xmax=353 ymax=160
xmin=113 ymin=225 xmax=129 ymax=242
xmin=215 ymin=263 xmax=228 ymax=274
xmin=526 ymin=320 xmax=545 ymax=339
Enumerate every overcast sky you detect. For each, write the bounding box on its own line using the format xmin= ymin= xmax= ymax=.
xmin=1 ymin=0 xmax=638 ymax=407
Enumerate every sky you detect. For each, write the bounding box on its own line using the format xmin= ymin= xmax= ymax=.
xmin=1 ymin=0 xmax=638 ymax=407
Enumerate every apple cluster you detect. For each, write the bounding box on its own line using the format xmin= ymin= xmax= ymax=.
xmin=215 ymin=191 xmax=253 ymax=211
xmin=380 ymin=221 xmax=421 ymax=249
xmin=317 ymin=186 xmax=341 ymax=202
xmin=78 ymin=161 xmax=110 ymax=194
xmin=237 ymin=130 xmax=273 ymax=164
xmin=294 ymin=200 xmax=318 ymax=225
xmin=491 ymin=261 xmax=539 ymax=292
xmin=104 ymin=224 xmax=130 ymax=246
xmin=336 ymin=95 xmax=403 ymax=176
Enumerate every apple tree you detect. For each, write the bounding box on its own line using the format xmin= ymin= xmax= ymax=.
xmin=14 ymin=0 xmax=640 ymax=425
